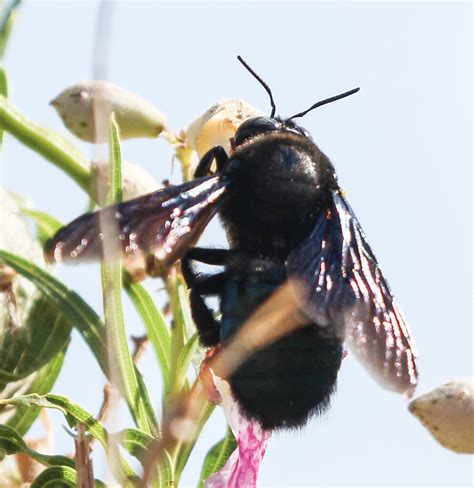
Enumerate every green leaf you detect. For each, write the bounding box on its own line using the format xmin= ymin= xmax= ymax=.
xmin=125 ymin=280 xmax=171 ymax=392
xmin=0 ymin=250 xmax=108 ymax=374
xmin=172 ymin=333 xmax=198 ymax=395
xmin=102 ymin=259 xmax=151 ymax=432
xmin=114 ymin=428 xmax=154 ymax=465
xmin=0 ymin=250 xmax=158 ymax=436
xmin=167 ymin=277 xmax=189 ymax=398
xmin=0 ymin=0 xmax=21 ymax=59
xmin=0 ymin=423 xmax=74 ymax=468
xmin=108 ymin=112 xmax=123 ymax=204
xmin=99 ymin=114 xmax=156 ymax=435
xmin=0 ymin=95 xmax=91 ymax=193
xmin=0 ymin=64 xmax=7 ymax=153
xmin=198 ymin=428 xmax=237 ymax=487
xmin=30 ymin=466 xmax=77 ymax=487
xmin=22 ymin=208 xmax=62 ymax=246
xmin=177 ymin=277 xmax=205 ymax=373
xmin=174 ymin=401 xmax=215 ymax=479
xmin=0 ymin=294 xmax=72 ymax=388
xmin=0 ymin=393 xmax=139 ymax=484
xmin=6 ymin=347 xmax=67 ymax=436
xmin=111 ymin=428 xmax=172 ymax=486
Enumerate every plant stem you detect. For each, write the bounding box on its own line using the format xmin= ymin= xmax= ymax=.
xmin=0 ymin=95 xmax=91 ymax=193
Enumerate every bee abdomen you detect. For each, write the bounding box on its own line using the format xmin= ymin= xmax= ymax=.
xmin=230 ymin=326 xmax=344 ymax=430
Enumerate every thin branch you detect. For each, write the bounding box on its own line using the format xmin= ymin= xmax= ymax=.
xmin=75 ymin=423 xmax=94 ymax=488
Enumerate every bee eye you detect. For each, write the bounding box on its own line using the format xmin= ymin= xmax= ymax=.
xmin=234 ymin=116 xmax=280 ymax=146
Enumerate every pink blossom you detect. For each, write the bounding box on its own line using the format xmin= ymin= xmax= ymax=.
xmin=203 ymin=368 xmax=271 ymax=488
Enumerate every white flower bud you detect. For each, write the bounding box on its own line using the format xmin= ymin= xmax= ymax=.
xmin=90 ymin=160 xmax=162 ymax=206
xmin=50 ymin=81 xmax=168 ymax=142
xmin=408 ymin=378 xmax=474 ymax=454
xmin=183 ymin=99 xmax=263 ymax=158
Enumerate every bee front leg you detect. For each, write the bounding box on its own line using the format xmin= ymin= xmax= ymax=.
xmin=194 ymin=146 xmax=229 ymax=178
xmin=181 ymin=248 xmax=233 ymax=346
xmin=189 ymin=272 xmax=229 ymax=347
xmin=181 ymin=247 xmax=233 ymax=287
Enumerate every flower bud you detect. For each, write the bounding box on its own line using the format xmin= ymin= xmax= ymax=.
xmin=183 ymin=99 xmax=263 ymax=158
xmin=50 ymin=81 xmax=168 ymax=142
xmin=408 ymin=378 xmax=474 ymax=453
xmin=90 ymin=160 xmax=162 ymax=206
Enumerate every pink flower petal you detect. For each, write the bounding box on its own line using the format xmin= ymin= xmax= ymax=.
xmin=203 ymin=371 xmax=271 ymax=488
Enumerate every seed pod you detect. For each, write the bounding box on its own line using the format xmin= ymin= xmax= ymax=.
xmin=408 ymin=378 xmax=474 ymax=454
xmin=50 ymin=81 xmax=168 ymax=142
xmin=183 ymin=99 xmax=263 ymax=158
xmin=90 ymin=160 xmax=162 ymax=206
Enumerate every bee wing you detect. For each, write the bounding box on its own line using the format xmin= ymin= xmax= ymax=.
xmin=286 ymin=191 xmax=418 ymax=396
xmin=44 ymin=176 xmax=229 ymax=274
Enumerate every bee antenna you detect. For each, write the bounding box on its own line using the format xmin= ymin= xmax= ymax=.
xmin=237 ymin=55 xmax=276 ymax=118
xmin=289 ymin=87 xmax=360 ymax=120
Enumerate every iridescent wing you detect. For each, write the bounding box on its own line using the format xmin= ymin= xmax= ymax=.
xmin=45 ymin=176 xmax=230 ymax=275
xmin=286 ymin=190 xmax=418 ymax=396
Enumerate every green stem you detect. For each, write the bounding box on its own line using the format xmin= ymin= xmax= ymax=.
xmin=0 ymin=95 xmax=91 ymax=192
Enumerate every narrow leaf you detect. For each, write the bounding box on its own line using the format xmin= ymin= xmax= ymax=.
xmin=0 ymin=95 xmax=91 ymax=193
xmin=198 ymin=428 xmax=237 ymax=487
xmin=30 ymin=466 xmax=77 ymax=487
xmin=0 ymin=294 xmax=72 ymax=389
xmin=108 ymin=112 xmax=123 ymax=204
xmin=22 ymin=208 xmax=62 ymax=246
xmin=0 ymin=393 xmax=139 ymax=483
xmin=0 ymin=0 xmax=21 ymax=59
xmin=125 ymin=280 xmax=171 ymax=392
xmin=0 ymin=250 xmax=158 ymax=435
xmin=6 ymin=348 xmax=67 ymax=436
xmin=0 ymin=250 xmax=107 ymax=373
xmin=0 ymin=423 xmax=74 ymax=468
xmin=173 ymin=333 xmax=198 ymax=395
xmin=175 ymin=401 xmax=215 ymax=477
xmin=0 ymin=64 xmax=7 ymax=153
xmin=99 ymin=114 xmax=156 ymax=435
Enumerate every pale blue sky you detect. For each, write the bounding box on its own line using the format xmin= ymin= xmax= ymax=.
xmin=2 ymin=1 xmax=472 ymax=486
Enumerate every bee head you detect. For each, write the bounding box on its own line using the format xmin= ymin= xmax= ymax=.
xmin=232 ymin=116 xmax=312 ymax=148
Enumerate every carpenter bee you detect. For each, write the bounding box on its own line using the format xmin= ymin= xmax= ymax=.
xmin=45 ymin=57 xmax=418 ymax=430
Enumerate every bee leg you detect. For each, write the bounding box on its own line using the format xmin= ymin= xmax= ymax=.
xmin=189 ymin=272 xmax=229 ymax=347
xmin=194 ymin=146 xmax=229 ymax=178
xmin=181 ymin=248 xmax=233 ymax=345
xmin=181 ymin=247 xmax=233 ymax=288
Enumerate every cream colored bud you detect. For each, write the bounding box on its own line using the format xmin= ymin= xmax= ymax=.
xmin=50 ymin=81 xmax=167 ymax=142
xmin=408 ymin=378 xmax=474 ymax=454
xmin=90 ymin=160 xmax=162 ymax=206
xmin=183 ymin=99 xmax=263 ymax=158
